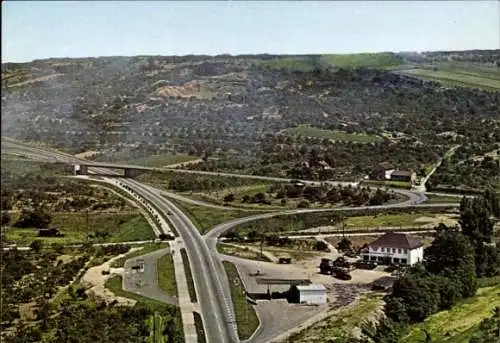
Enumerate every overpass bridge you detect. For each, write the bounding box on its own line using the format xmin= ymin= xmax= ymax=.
xmin=73 ymin=162 xmax=148 ymax=178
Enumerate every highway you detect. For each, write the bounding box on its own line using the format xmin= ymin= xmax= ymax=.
xmin=122 ymin=179 xmax=239 ymax=343
xmin=2 ymin=139 xmax=239 ymax=343
xmin=2 ymin=137 xmax=461 ymax=343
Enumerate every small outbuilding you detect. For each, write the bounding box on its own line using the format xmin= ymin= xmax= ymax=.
xmin=290 ymin=284 xmax=327 ymax=305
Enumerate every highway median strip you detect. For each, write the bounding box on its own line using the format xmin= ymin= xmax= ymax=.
xmin=180 ymin=248 xmax=197 ymax=303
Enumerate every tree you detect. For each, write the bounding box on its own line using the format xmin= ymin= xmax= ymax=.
xmin=30 ymin=240 xmax=43 ymax=253
xmin=459 ymin=197 xmax=494 ymax=243
xmin=484 ymin=188 xmax=500 ymax=218
xmin=1 ymin=211 xmax=11 ymax=225
xmin=389 ymin=269 xmax=441 ymax=322
xmin=14 ymin=207 xmax=51 ymax=229
xmin=424 ymin=225 xmax=477 ymax=298
xmin=459 ymin=196 xmax=498 ymax=277
xmin=337 ymin=237 xmax=352 ymax=252
xmin=223 ymin=193 xmax=235 ymax=202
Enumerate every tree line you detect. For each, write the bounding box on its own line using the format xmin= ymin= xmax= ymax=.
xmin=357 ymin=190 xmax=500 ymax=343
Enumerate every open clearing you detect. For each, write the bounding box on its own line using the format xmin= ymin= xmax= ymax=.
xmin=259 ymin=52 xmax=403 ymax=70
xmin=343 ymin=212 xmax=458 ymax=229
xmin=167 ymin=198 xmax=255 ymax=233
xmin=399 ymin=68 xmax=500 ymax=91
xmin=402 ymin=285 xmax=500 ymax=343
xmin=217 ymin=243 xmax=272 ymax=262
xmin=4 ymin=212 xmax=155 ymax=245
xmin=81 ymin=248 xmax=141 ymax=306
xmin=284 ymin=125 xmax=382 ymax=143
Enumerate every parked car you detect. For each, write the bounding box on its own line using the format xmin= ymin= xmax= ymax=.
xmin=332 ymin=267 xmax=352 ymax=281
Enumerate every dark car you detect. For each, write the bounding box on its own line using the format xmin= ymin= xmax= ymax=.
xmin=332 ymin=267 xmax=352 ymax=281
xmin=320 ymin=258 xmax=334 ymax=274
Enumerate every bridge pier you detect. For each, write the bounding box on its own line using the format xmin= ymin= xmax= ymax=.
xmin=73 ymin=164 xmax=88 ymax=175
xmin=124 ymin=168 xmax=141 ymax=178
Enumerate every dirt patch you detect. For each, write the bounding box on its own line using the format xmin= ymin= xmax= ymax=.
xmin=56 ymin=254 xmax=75 ymax=264
xmin=415 ymin=214 xmax=458 ymax=227
xmin=18 ymin=301 xmax=37 ymax=321
xmin=81 ymin=248 xmax=142 ymax=306
xmin=7 ymin=73 xmax=65 ymax=88
xmin=74 ymin=150 xmax=99 ymax=159
xmin=164 ymin=158 xmax=203 ymax=168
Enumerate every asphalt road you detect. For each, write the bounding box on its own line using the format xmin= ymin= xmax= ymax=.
xmin=1 ymin=138 xmax=461 ymax=343
xmin=121 ymin=179 xmax=239 ymax=343
xmin=123 ymin=247 xmax=178 ymax=306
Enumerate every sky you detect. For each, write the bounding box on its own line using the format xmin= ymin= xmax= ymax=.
xmin=2 ymin=1 xmax=499 ymax=62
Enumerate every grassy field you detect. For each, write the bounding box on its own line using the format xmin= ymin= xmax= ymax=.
xmin=110 ymin=243 xmax=170 ymax=268
xmin=401 ymin=285 xmax=500 ymax=343
xmin=259 ymin=52 xmax=403 ymax=70
xmin=217 ymin=243 xmax=272 ymax=262
xmin=360 ymin=180 xmax=412 ymax=189
xmin=180 ymin=248 xmax=197 ymax=302
xmin=223 ymin=261 xmax=260 ymax=340
xmin=190 ymin=184 xmax=303 ymax=210
xmin=166 ymin=198 xmax=255 ymax=233
xmin=284 ymin=125 xmax=382 ymax=143
xmin=105 ymin=275 xmax=168 ymax=310
xmin=116 ymin=153 xmax=199 ymax=167
xmin=255 ymin=245 xmax=320 ymax=261
xmin=424 ymin=194 xmax=461 ymax=204
xmin=399 ymin=68 xmax=500 ymax=91
xmin=157 ymin=252 xmax=177 ymax=297
xmin=343 ymin=212 xmax=447 ymax=228
xmin=4 ymin=212 xmax=156 ymax=245
xmin=284 ymin=293 xmax=384 ymax=343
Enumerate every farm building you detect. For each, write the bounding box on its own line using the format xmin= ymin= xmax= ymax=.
xmin=361 ymin=232 xmax=423 ymax=266
xmin=369 ymin=162 xmax=394 ymax=180
xmin=390 ymin=170 xmax=417 ymax=183
xmin=289 ymin=284 xmax=327 ymax=305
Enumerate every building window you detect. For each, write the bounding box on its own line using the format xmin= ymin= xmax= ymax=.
xmin=392 ymin=248 xmax=396 ymax=253
xmin=377 ymin=256 xmax=384 ymax=262
xmin=370 ymin=256 xmax=376 ymax=261
xmin=363 ymin=255 xmax=369 ymax=261
xmin=403 ymin=249 xmax=407 ymax=254
xmin=381 ymin=247 xmax=385 ymax=252
xmin=401 ymin=259 xmax=407 ymax=264
xmin=393 ymin=258 xmax=400 ymax=264
xmin=398 ymin=248 xmax=402 ymax=254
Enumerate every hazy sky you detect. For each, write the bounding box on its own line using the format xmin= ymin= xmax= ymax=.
xmin=2 ymin=1 xmax=499 ymax=62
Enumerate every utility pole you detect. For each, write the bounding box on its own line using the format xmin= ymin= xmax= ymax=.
xmin=86 ymin=209 xmax=89 ymax=241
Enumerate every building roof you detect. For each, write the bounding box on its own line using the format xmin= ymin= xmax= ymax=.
xmin=391 ymin=170 xmax=414 ymax=177
xmin=369 ymin=232 xmax=423 ymax=249
xmin=376 ymin=162 xmax=394 ymax=170
xmin=296 ymin=284 xmax=327 ymax=291
xmin=256 ymin=278 xmax=311 ymax=285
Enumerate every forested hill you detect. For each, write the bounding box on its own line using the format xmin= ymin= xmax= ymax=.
xmin=2 ymin=50 xmax=499 ymax=187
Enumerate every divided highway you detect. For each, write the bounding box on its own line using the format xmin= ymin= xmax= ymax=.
xmin=2 ymin=137 xmax=460 ymax=343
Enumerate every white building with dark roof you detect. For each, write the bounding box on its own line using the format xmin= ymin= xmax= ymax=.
xmin=361 ymin=232 xmax=424 ymax=266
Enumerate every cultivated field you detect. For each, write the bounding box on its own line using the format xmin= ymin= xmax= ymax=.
xmin=284 ymin=126 xmax=382 ymax=143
